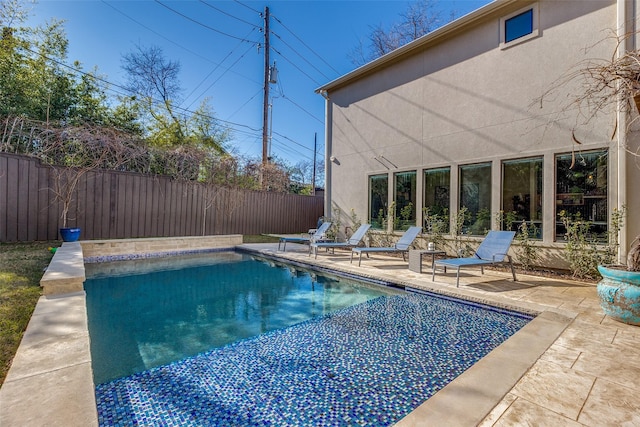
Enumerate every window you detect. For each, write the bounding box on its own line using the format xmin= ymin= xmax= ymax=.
xmin=555 ymin=150 xmax=608 ymax=241
xmin=502 ymin=158 xmax=543 ymax=238
xmin=459 ymin=163 xmax=491 ymax=235
xmin=369 ymin=174 xmax=388 ymax=230
xmin=505 ymin=9 xmax=533 ymax=43
xmin=424 ymin=168 xmax=450 ymax=233
xmin=394 ymin=171 xmax=416 ymax=230
xmin=500 ymin=4 xmax=539 ymax=49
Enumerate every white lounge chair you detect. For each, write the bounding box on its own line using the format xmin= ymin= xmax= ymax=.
xmin=351 ymin=226 xmax=422 ymax=266
xmin=278 ymin=221 xmax=332 ymax=251
xmin=432 ymin=230 xmax=517 ymax=287
xmin=309 ymin=224 xmax=371 ymax=258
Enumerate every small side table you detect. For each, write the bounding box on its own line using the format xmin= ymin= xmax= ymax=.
xmin=408 ymin=249 xmax=446 ymax=273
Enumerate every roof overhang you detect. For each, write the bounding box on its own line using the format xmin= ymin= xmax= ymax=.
xmin=315 ymin=0 xmax=523 ymax=94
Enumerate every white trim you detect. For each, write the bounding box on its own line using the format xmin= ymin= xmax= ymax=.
xmin=500 ymin=3 xmax=540 ymax=50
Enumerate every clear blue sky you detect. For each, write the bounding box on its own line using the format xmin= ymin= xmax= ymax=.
xmin=26 ymin=0 xmax=490 ymax=166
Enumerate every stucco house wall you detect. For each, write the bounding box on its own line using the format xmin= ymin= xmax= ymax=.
xmin=318 ymin=0 xmax=640 ymax=269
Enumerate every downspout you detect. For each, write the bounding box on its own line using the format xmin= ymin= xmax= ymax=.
xmin=617 ymin=0 xmax=629 ymax=262
xmin=321 ymin=90 xmax=332 ymax=219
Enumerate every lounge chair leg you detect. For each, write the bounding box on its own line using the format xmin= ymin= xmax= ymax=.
xmin=350 ymin=251 xmax=354 ymax=264
xmin=456 ymin=267 xmax=461 ymax=288
xmin=480 ymin=266 xmax=484 ymax=274
xmin=358 ymin=252 xmax=363 ymax=266
xmin=508 ymin=256 xmax=517 ymax=281
xmin=432 ymin=265 xmax=436 ymax=282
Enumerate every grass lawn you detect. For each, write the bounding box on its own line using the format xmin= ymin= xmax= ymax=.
xmin=0 ymin=241 xmax=55 ymax=385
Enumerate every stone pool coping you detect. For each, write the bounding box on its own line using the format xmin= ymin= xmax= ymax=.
xmin=0 ymin=239 xmax=574 ymax=426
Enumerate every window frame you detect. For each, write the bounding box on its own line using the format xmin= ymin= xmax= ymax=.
xmin=393 ymin=170 xmax=417 ymax=231
xmin=368 ymin=174 xmax=389 ymax=230
xmin=554 ymin=150 xmax=608 ymax=242
xmin=423 ymin=167 xmax=451 ymax=233
xmin=501 ymin=157 xmax=543 ymax=239
xmin=459 ymin=162 xmax=492 ymax=236
xmin=500 ymin=3 xmax=539 ymax=49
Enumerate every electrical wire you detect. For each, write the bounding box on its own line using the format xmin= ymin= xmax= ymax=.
xmin=271 ymin=14 xmax=340 ymax=76
xmin=233 ymin=0 xmax=261 ymax=15
xmin=20 ymin=45 xmax=264 ymax=138
xmin=102 ymin=0 xmax=260 ymax=89
xmin=270 ymin=30 xmax=331 ymax=81
xmin=198 ymin=0 xmax=258 ymax=27
xmin=270 ymin=46 xmax=321 ymax=86
xmin=154 ymin=0 xmax=257 ymax=43
xmin=183 ymin=34 xmax=259 ymax=110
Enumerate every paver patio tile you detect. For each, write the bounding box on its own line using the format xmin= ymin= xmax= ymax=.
xmin=539 ymin=343 xmax=581 ymax=369
xmin=573 ymin=350 xmax=640 ymax=392
xmin=491 ymin=397 xmax=583 ymax=427
xmin=554 ymin=323 xmax=617 ymax=351
xmin=477 ymin=392 xmax=517 ymax=426
xmin=578 ymin=378 xmax=640 ymax=426
xmin=511 ymin=359 xmax=595 ymax=420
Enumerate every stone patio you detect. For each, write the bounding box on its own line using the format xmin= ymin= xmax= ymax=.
xmin=1 ymin=240 xmax=639 ymax=426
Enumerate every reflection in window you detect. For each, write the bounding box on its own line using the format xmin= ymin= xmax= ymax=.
xmin=394 ymin=171 xmax=416 ymax=230
xmin=555 ymin=150 xmax=608 ymax=241
xmin=459 ymin=163 xmax=491 ymax=235
xmin=502 ymin=158 xmax=543 ymax=238
xmin=424 ymin=168 xmax=450 ymax=233
xmin=369 ymin=174 xmax=388 ymax=230
xmin=505 ymin=9 xmax=533 ymax=43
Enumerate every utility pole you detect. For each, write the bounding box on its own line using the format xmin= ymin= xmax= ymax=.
xmin=312 ymin=132 xmax=317 ymax=195
xmin=262 ymin=6 xmax=270 ymax=166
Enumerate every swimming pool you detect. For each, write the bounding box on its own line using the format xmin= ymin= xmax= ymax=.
xmin=86 ymin=251 xmax=532 ymax=426
xmin=84 ymin=252 xmax=402 ymax=384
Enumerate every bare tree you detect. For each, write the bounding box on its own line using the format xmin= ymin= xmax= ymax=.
xmin=349 ymin=0 xmax=451 ymax=66
xmin=122 ymin=44 xmax=185 ymax=142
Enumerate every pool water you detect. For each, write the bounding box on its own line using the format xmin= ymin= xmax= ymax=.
xmin=84 ymin=252 xmax=400 ymax=384
xmin=87 ymin=251 xmax=533 ymax=426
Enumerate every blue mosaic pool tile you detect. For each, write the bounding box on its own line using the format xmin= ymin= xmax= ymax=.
xmin=96 ymin=292 xmax=532 ymax=426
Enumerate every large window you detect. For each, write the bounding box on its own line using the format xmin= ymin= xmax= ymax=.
xmin=502 ymin=158 xmax=543 ymax=238
xmin=459 ymin=163 xmax=491 ymax=235
xmin=424 ymin=167 xmax=450 ymax=233
xmin=394 ymin=171 xmax=416 ymax=230
xmin=369 ymin=174 xmax=388 ymax=230
xmin=555 ymin=150 xmax=608 ymax=241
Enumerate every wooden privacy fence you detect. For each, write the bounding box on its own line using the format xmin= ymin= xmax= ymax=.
xmin=0 ymin=153 xmax=324 ymax=242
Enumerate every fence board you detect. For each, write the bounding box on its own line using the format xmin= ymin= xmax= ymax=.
xmin=0 ymin=153 xmax=324 ymax=242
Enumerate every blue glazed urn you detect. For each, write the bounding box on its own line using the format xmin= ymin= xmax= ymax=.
xmin=597 ymin=265 xmax=640 ymax=326
xmin=60 ymin=227 xmax=81 ymax=242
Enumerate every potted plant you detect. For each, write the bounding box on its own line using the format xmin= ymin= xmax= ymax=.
xmin=597 ymin=236 xmax=640 ymax=325
xmin=39 ymin=124 xmax=130 ymax=242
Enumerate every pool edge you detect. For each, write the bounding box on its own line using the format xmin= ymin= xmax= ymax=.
xmin=1 ymin=241 xmax=577 ymax=427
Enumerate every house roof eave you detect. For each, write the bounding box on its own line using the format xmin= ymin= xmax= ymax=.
xmin=315 ymin=0 xmax=522 ymax=95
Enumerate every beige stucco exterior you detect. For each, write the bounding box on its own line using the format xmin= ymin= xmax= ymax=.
xmin=318 ymin=0 xmax=640 ymax=269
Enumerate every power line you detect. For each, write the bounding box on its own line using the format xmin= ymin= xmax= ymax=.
xmin=100 ymin=0 xmax=214 ymax=65
xmin=233 ymin=0 xmax=261 ymax=15
xmin=270 ymin=46 xmax=321 ymax=86
xmin=270 ymin=29 xmax=331 ymax=81
xmin=183 ymin=34 xmax=258 ymax=110
xmin=154 ymin=0 xmax=257 ymax=43
xmin=198 ymin=0 xmax=258 ymax=27
xmin=271 ymin=14 xmax=340 ymax=76
xmin=102 ymin=0 xmax=259 ymax=88
xmin=21 ymin=45 xmax=264 ymax=138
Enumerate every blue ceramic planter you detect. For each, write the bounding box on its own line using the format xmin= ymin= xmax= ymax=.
xmin=597 ymin=265 xmax=640 ymax=326
xmin=60 ymin=227 xmax=81 ymax=242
